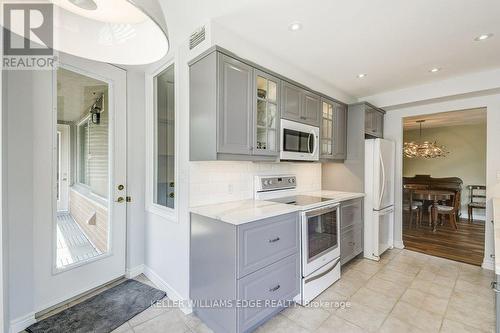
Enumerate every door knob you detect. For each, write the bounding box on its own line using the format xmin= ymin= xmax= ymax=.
xmin=116 ymin=197 xmax=125 ymax=203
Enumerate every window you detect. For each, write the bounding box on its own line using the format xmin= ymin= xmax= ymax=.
xmin=154 ymin=65 xmax=175 ymax=209
xmin=79 ymin=120 xmax=90 ymax=185
xmin=77 ymin=102 xmax=109 ymax=199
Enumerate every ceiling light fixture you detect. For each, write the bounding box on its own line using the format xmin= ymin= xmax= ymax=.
xmin=357 ymin=73 xmax=367 ymax=78
xmin=3 ymin=0 xmax=170 ymax=65
xmin=68 ymin=0 xmax=97 ymax=10
xmin=474 ymin=33 xmax=494 ymax=41
xmin=289 ymin=22 xmax=303 ymax=31
xmin=403 ymin=120 xmax=449 ymax=159
xmin=429 ymin=67 xmax=441 ymax=73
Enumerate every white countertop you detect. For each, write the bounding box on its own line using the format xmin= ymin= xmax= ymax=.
xmin=493 ymin=198 xmax=500 ymax=274
xmin=189 ymin=190 xmax=365 ymax=225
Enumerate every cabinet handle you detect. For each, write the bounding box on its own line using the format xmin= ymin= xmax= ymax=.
xmin=269 ymin=237 xmax=280 ymax=243
xmin=491 ymin=281 xmax=500 ymax=293
xmin=269 ymin=284 xmax=281 ymax=292
xmin=491 ymin=254 xmax=495 ymax=259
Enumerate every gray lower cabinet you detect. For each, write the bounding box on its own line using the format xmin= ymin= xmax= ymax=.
xmin=320 ymin=98 xmax=347 ymax=160
xmin=189 ymin=50 xmax=280 ymax=161
xmin=281 ymin=81 xmax=321 ymax=127
xmin=190 ymin=212 xmax=300 ymax=333
xmin=340 ymin=198 xmax=363 ymax=265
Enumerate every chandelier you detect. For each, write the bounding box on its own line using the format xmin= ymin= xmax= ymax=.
xmin=404 ymin=120 xmax=449 ymax=159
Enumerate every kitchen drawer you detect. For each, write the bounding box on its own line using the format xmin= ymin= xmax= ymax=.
xmin=237 ymin=212 xmax=299 ymax=278
xmin=237 ymin=254 xmax=299 ymax=332
xmin=341 ymin=224 xmax=362 ymax=265
xmin=341 ymin=198 xmax=363 ymax=229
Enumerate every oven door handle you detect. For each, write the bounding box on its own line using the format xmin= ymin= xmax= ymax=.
xmin=304 ymin=204 xmax=339 ymax=218
xmin=304 ymin=257 xmax=341 ymax=284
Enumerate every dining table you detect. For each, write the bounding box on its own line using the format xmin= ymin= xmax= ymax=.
xmin=406 ymin=188 xmax=454 ymax=232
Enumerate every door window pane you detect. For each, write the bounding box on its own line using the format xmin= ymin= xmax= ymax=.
xmin=154 ymin=65 xmax=175 ymax=209
xmin=56 ymin=68 xmax=109 ymax=269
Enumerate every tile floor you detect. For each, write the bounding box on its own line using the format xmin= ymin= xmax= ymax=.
xmin=115 ymin=249 xmax=495 ymax=333
xmin=33 ymin=248 xmax=494 ymax=333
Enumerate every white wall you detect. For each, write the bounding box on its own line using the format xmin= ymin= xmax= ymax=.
xmin=3 ymin=69 xmax=42 ymax=328
xmin=384 ymin=94 xmax=500 ymax=269
xmin=125 ymin=71 xmax=147 ymax=274
xmin=403 ymin=123 xmax=487 ymax=219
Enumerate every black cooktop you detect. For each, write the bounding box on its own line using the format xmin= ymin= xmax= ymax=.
xmin=269 ymin=195 xmax=332 ymax=206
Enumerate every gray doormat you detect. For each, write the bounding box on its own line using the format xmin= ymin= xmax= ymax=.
xmin=26 ymin=279 xmax=166 ymax=333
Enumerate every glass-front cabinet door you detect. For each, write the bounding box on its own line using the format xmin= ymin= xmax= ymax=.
xmin=320 ymin=100 xmax=334 ymax=158
xmin=254 ymin=71 xmax=280 ymax=156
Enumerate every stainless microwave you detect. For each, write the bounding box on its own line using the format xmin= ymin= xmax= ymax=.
xmin=280 ymin=119 xmax=319 ymax=161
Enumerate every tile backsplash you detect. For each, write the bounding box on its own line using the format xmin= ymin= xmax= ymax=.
xmin=189 ymin=161 xmax=322 ymax=206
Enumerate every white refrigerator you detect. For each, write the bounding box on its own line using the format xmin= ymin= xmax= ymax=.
xmin=364 ymin=138 xmax=395 ymax=261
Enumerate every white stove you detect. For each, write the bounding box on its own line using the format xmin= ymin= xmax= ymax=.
xmin=254 ymin=175 xmax=341 ymax=305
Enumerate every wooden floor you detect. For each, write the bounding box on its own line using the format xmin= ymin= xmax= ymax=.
xmin=402 ymin=213 xmax=485 ymax=266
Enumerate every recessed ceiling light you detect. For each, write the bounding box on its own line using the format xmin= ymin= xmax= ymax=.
xmin=289 ymin=22 xmax=303 ymax=31
xmin=357 ymin=73 xmax=367 ymax=78
xmin=429 ymin=67 xmax=441 ymax=73
xmin=474 ymin=33 xmax=493 ymax=41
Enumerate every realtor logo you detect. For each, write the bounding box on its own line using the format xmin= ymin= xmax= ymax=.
xmin=2 ymin=2 xmax=56 ymax=70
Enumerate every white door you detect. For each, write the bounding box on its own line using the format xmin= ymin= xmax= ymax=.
xmin=34 ymin=53 xmax=127 ymax=312
xmin=56 ymin=124 xmax=70 ymax=212
xmin=374 ymin=139 xmax=395 ymax=210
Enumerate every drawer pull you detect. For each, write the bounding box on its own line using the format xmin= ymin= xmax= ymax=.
xmin=269 ymin=237 xmax=280 ymax=243
xmin=269 ymin=284 xmax=281 ymax=292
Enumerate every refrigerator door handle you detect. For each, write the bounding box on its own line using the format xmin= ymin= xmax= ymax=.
xmin=378 ymin=150 xmax=386 ymax=209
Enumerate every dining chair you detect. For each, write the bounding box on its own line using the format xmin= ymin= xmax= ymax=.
xmin=403 ymin=188 xmax=422 ymax=228
xmin=467 ymin=185 xmax=486 ymax=223
xmin=428 ymin=191 xmax=460 ymax=230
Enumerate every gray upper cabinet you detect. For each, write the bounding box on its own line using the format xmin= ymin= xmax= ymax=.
xmin=302 ymin=91 xmax=321 ymax=126
xmin=218 ymin=55 xmax=253 ymax=155
xmin=281 ymin=81 xmax=302 ymax=122
xmin=189 ymin=50 xmax=280 ymax=161
xmin=281 ymin=81 xmax=321 ymax=127
xmin=320 ymin=98 xmax=347 ymax=160
xmin=189 ymin=46 xmax=341 ymax=161
xmin=364 ymin=105 xmax=384 ymax=138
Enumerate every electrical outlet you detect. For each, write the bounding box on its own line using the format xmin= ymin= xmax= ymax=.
xmin=228 ymin=184 xmax=234 ymax=194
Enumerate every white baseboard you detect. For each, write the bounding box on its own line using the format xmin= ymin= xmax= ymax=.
xmin=393 ymin=240 xmax=405 ymax=249
xmin=143 ymin=265 xmax=192 ymax=315
xmin=10 ymin=312 xmax=35 ymax=333
xmin=481 ymin=257 xmax=495 ymax=271
xmin=126 ymin=264 xmax=145 ymax=278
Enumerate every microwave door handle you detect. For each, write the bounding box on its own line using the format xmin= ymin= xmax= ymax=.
xmin=308 ymin=133 xmax=314 ymax=154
